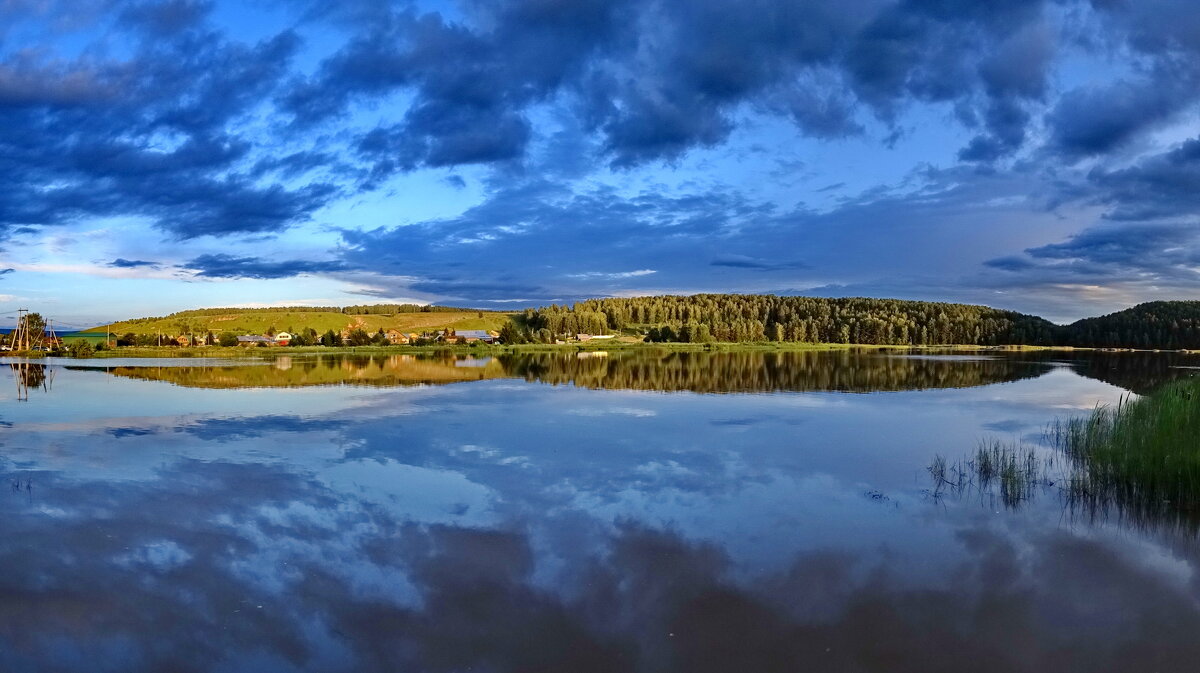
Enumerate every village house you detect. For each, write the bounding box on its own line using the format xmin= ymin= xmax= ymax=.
xmin=274 ymin=332 xmax=292 ymax=346
xmin=451 ymin=329 xmax=498 ymax=344
xmin=384 ymin=329 xmax=409 ymax=345
xmin=236 ymin=335 xmax=274 ymax=347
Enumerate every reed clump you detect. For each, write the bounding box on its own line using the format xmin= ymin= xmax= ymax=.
xmin=1053 ymin=381 xmax=1200 ymax=525
xmin=927 ymin=440 xmax=1046 ymax=508
xmin=931 ymin=377 xmax=1200 ymax=531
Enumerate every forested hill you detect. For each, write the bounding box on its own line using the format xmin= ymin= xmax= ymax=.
xmin=519 ymin=295 xmax=1059 ymax=346
xmin=1061 ymin=301 xmax=1200 ymax=349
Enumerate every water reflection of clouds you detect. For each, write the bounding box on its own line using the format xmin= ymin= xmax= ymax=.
xmin=566 ymin=406 xmax=658 ymax=418
xmin=5 ymin=356 xmax=1200 ymax=670
xmin=3 ymin=459 xmax=1200 ymax=672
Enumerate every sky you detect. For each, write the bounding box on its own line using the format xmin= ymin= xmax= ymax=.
xmin=2 ymin=0 xmax=1200 ymax=327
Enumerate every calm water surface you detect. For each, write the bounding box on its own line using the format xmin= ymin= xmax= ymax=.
xmin=3 ymin=349 xmax=1200 ymax=672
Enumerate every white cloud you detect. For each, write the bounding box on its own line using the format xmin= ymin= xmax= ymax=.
xmin=564 ymin=269 xmax=657 ymax=280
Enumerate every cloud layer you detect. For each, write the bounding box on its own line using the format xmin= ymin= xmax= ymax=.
xmin=5 ymin=0 xmax=1200 ymax=321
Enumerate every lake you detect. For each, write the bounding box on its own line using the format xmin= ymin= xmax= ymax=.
xmin=3 ymin=348 xmax=1200 ymax=672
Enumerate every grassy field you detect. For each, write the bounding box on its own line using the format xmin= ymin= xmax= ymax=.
xmin=83 ymin=310 xmax=514 ymax=337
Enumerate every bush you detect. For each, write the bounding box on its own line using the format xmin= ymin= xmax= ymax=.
xmin=66 ymin=340 xmax=95 ymax=358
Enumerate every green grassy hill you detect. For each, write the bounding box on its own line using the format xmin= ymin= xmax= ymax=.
xmin=85 ymin=308 xmax=513 ymax=338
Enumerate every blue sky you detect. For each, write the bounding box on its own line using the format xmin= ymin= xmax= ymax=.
xmin=2 ymin=0 xmax=1200 ymax=327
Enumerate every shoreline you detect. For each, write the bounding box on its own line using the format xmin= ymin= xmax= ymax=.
xmin=2 ymin=342 xmax=1173 ymax=360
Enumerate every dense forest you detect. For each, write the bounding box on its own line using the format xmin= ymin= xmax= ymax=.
xmin=515 ymin=295 xmax=1200 ymax=349
xmin=518 ymin=294 xmax=1058 ymax=346
xmin=1059 ymin=302 xmax=1200 ymax=349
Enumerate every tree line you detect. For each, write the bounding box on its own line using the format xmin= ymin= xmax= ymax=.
xmin=1060 ymin=301 xmax=1200 ymax=350
xmin=515 ymin=294 xmax=1059 ymax=346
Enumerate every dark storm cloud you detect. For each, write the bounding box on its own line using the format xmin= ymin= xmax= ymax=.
xmin=1089 ymin=138 xmax=1200 ymax=221
xmin=182 ymin=253 xmax=351 ymax=279
xmin=1046 ymin=75 xmax=1190 ymax=158
xmin=284 ymin=0 xmax=1064 ymax=173
xmin=250 ymin=150 xmax=342 ymax=180
xmin=0 ymin=1 xmax=333 ymax=240
xmin=8 ymin=0 xmax=1200 ymax=316
xmin=3 ymin=0 xmax=1193 ymax=239
xmin=286 ymin=0 xmax=627 ymax=176
xmin=118 ymin=0 xmax=213 ymax=36
xmin=1044 ymin=0 xmax=1200 ymax=159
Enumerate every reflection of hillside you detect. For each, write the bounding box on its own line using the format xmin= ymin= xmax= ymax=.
xmin=75 ymin=349 xmax=1200 ymax=394
xmin=500 ymin=350 xmax=1051 ymax=393
xmin=75 ymin=355 xmax=506 ymax=389
xmin=72 ymin=350 xmax=1061 ymax=393
xmin=1035 ymin=351 xmax=1200 ymax=395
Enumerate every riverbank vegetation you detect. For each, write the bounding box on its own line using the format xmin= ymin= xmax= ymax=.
xmin=930 ymin=375 xmax=1200 ymax=530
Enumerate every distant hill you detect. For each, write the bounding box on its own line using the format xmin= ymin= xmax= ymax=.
xmin=79 ymin=297 xmax=1200 ymax=350
xmin=517 ymin=294 xmax=1058 ymax=346
xmin=85 ymin=305 xmax=512 ymax=339
xmin=520 ymin=295 xmax=1200 ymax=350
xmin=1061 ymin=301 xmax=1200 ymax=349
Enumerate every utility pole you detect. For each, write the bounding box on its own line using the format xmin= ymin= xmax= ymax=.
xmin=13 ymin=363 xmax=28 ymax=401
xmin=14 ymin=308 xmax=28 ymax=352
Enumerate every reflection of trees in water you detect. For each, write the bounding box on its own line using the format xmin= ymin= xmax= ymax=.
xmin=75 ymin=349 xmax=1200 ymax=394
xmin=1018 ymin=350 xmax=1200 ymax=394
xmin=10 ymin=362 xmax=50 ymax=400
xmin=80 ymin=350 xmax=1053 ymax=393
xmin=501 ymin=350 xmax=1051 ymax=393
xmin=77 ymin=354 xmax=505 ymax=389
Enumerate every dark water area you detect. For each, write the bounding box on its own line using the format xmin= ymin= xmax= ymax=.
xmin=4 ymin=349 xmax=1200 ymax=672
